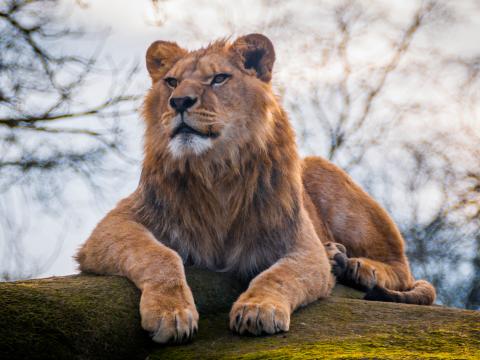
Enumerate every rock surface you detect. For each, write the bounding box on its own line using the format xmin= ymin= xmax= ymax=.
xmin=0 ymin=268 xmax=478 ymax=359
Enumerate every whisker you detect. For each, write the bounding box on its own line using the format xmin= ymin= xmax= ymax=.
xmin=191 ymin=109 xmax=217 ymax=115
xmin=199 ymin=120 xmax=223 ymax=126
xmin=161 ymin=111 xmax=175 ymax=119
xmin=161 ymin=112 xmax=175 ymax=122
xmin=190 ymin=110 xmax=217 ymax=118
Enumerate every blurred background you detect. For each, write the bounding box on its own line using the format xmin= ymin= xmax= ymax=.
xmin=0 ymin=0 xmax=479 ymax=309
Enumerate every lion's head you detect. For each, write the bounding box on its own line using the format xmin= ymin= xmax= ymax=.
xmin=142 ymin=34 xmax=282 ymax=164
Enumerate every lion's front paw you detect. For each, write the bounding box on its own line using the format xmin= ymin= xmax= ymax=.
xmin=144 ymin=306 xmax=198 ymax=344
xmin=229 ymin=295 xmax=290 ymax=335
xmin=343 ymin=258 xmax=377 ymax=291
xmin=140 ymin=283 xmax=199 ymax=344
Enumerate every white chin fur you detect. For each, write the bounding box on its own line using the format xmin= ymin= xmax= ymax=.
xmin=168 ymin=134 xmax=213 ymax=158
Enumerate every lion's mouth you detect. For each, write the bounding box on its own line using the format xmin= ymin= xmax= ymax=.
xmin=171 ymin=122 xmax=219 ymax=139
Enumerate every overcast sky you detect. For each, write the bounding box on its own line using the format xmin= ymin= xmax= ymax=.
xmin=2 ymin=0 xmax=479 ymax=279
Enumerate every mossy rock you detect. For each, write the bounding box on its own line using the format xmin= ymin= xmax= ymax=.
xmin=0 ymin=269 xmax=478 ymax=359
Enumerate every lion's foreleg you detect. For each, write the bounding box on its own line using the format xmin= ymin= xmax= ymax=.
xmin=229 ymin=210 xmax=334 ymax=335
xmin=76 ymin=204 xmax=198 ymax=344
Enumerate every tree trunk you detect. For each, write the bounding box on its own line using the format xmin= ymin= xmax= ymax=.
xmin=1 ymin=268 xmax=478 ymax=359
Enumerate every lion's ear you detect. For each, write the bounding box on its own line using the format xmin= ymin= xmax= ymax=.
xmin=146 ymin=41 xmax=187 ymax=82
xmin=231 ymin=33 xmax=276 ymax=83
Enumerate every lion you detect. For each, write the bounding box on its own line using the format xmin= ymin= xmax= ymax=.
xmin=76 ymin=33 xmax=435 ymax=344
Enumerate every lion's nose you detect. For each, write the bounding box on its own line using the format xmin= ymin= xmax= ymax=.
xmin=169 ymin=96 xmax=197 ymax=113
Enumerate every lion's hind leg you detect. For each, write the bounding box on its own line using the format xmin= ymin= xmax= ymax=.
xmin=324 ymin=243 xmax=378 ymax=291
xmin=343 ymin=257 xmax=415 ymax=292
xmin=324 ymin=242 xmax=348 ymax=278
xmin=340 ymin=257 xmax=379 ymax=291
xmin=325 ymin=242 xmax=412 ymax=292
xmin=330 ymin=250 xmax=436 ymax=305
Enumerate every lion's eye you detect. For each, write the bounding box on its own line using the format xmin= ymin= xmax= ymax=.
xmin=211 ymin=73 xmax=231 ymax=86
xmin=164 ymin=77 xmax=178 ymax=88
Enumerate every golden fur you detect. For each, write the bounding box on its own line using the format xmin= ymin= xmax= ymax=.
xmin=76 ymin=34 xmax=435 ymax=344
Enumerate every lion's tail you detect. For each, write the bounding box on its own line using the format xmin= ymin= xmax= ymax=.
xmin=364 ymin=280 xmax=436 ymax=305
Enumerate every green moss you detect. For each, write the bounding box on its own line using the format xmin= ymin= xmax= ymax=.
xmin=151 ymin=328 xmax=480 ymax=360
xmin=236 ymin=335 xmax=480 ymax=360
xmin=150 ymin=297 xmax=480 ymax=360
xmin=1 ymin=271 xmax=479 ymax=360
xmin=0 ymin=275 xmax=150 ymax=360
